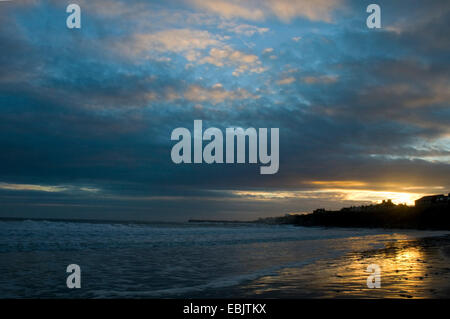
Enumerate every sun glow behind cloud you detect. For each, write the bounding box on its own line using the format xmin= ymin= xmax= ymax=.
xmin=232 ymin=188 xmax=425 ymax=206
xmin=337 ymin=189 xmax=423 ymax=206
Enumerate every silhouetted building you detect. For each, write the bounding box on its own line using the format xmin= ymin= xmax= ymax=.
xmin=381 ymin=199 xmax=394 ymax=206
xmin=256 ymin=192 xmax=450 ymax=230
xmin=415 ymin=193 xmax=450 ymax=207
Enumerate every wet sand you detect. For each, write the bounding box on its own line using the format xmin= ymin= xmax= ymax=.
xmin=185 ymin=234 xmax=450 ymax=298
xmin=234 ymin=235 xmax=450 ymax=298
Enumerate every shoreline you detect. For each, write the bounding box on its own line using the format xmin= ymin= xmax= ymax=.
xmin=195 ymin=234 xmax=450 ymax=299
xmin=1 ymin=221 xmax=449 ymax=298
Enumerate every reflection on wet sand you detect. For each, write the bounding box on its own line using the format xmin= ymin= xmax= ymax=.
xmin=240 ymin=235 xmax=450 ymax=298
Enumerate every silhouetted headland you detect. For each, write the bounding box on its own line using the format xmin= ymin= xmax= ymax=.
xmin=256 ymin=193 xmax=450 ymax=230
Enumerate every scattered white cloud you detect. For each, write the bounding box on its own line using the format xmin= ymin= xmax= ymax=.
xmin=189 ymin=0 xmax=266 ymax=21
xmin=184 ymin=85 xmax=259 ymax=104
xmin=0 ymin=183 xmax=101 ymax=193
xmin=277 ymin=77 xmax=296 ymax=85
xmin=219 ymin=22 xmax=269 ymax=36
xmin=199 ymin=46 xmax=265 ymax=76
xmin=119 ymin=28 xmax=265 ymax=76
xmin=188 ymin=0 xmax=343 ymax=22
xmin=123 ymin=29 xmax=222 ymax=57
xmin=0 ymin=183 xmax=68 ymax=193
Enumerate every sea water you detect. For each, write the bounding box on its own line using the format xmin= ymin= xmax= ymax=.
xmin=0 ymin=219 xmax=447 ymax=298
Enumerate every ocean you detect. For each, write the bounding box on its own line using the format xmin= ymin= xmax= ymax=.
xmin=0 ymin=219 xmax=449 ymax=298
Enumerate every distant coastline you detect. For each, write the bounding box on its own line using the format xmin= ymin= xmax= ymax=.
xmin=2 ymin=193 xmax=449 ymax=230
xmin=191 ymin=193 xmax=450 ymax=231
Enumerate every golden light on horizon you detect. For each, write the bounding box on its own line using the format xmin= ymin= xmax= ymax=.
xmin=308 ymin=180 xmax=368 ymax=187
xmin=232 ymin=188 xmax=426 ymax=206
xmin=304 ymin=180 xmax=430 ymax=205
xmin=337 ymin=189 xmax=423 ymax=206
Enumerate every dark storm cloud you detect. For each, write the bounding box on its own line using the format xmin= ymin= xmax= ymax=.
xmin=0 ymin=0 xmax=449 ymax=220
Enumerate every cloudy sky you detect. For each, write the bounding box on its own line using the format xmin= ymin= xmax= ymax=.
xmin=0 ymin=0 xmax=449 ymax=221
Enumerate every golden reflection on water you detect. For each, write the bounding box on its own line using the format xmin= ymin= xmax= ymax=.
xmin=241 ymin=235 xmax=450 ymax=298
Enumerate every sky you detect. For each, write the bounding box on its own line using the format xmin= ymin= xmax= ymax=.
xmin=0 ymin=0 xmax=449 ymax=221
